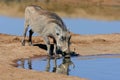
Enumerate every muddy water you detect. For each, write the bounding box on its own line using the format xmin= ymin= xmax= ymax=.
xmin=17 ymin=54 xmax=120 ymax=80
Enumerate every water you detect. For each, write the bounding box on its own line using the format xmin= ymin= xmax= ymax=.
xmin=17 ymin=54 xmax=120 ymax=80
xmin=0 ymin=16 xmax=24 ymax=36
xmin=0 ymin=16 xmax=120 ymax=35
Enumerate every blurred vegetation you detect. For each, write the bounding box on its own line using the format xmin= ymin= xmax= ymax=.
xmin=0 ymin=0 xmax=82 ymax=14
xmin=0 ymin=0 xmax=120 ymax=20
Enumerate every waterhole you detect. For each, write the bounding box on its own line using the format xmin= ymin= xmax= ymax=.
xmin=1 ymin=16 xmax=120 ymax=35
xmin=17 ymin=54 xmax=120 ymax=80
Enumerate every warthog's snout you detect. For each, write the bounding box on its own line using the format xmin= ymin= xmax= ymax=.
xmin=57 ymin=47 xmax=68 ymax=52
xmin=56 ymin=45 xmax=70 ymax=57
xmin=55 ymin=31 xmax=71 ymax=55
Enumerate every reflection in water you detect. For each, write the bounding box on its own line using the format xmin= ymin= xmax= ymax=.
xmin=18 ymin=58 xmax=32 ymax=69
xmin=28 ymin=58 xmax=32 ymax=69
xmin=45 ymin=57 xmax=74 ymax=75
xmin=17 ymin=56 xmax=74 ymax=75
xmin=17 ymin=54 xmax=120 ymax=80
xmin=18 ymin=59 xmax=25 ymax=68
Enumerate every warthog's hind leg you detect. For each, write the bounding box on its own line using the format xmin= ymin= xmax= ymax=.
xmin=28 ymin=29 xmax=34 ymax=46
xmin=21 ymin=24 xmax=29 ymax=46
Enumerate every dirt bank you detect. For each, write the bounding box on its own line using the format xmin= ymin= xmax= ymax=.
xmin=1 ymin=33 xmax=120 ymax=80
xmin=0 ymin=33 xmax=85 ymax=80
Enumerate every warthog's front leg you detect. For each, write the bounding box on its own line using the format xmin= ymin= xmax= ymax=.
xmin=53 ymin=39 xmax=60 ymax=57
xmin=53 ymin=39 xmax=57 ymax=55
xmin=44 ymin=37 xmax=52 ymax=56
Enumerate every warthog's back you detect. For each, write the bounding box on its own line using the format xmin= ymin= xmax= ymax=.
xmin=25 ymin=5 xmax=67 ymax=35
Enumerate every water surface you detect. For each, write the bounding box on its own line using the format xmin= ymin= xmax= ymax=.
xmin=0 ymin=16 xmax=120 ymax=35
xmin=17 ymin=54 xmax=120 ymax=80
xmin=0 ymin=16 xmax=24 ymax=35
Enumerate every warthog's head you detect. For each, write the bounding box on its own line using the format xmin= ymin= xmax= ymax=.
xmin=55 ymin=26 xmax=71 ymax=54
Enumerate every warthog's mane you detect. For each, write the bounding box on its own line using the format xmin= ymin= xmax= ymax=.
xmin=32 ymin=5 xmax=68 ymax=31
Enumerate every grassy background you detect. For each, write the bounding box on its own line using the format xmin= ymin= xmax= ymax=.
xmin=0 ymin=0 xmax=120 ymax=20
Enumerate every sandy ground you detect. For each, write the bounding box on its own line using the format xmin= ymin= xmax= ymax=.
xmin=1 ymin=33 xmax=120 ymax=80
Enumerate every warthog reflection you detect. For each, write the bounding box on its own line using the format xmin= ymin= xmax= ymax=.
xmin=18 ymin=58 xmax=32 ymax=69
xmin=18 ymin=57 xmax=74 ymax=75
xmin=46 ymin=57 xmax=75 ymax=75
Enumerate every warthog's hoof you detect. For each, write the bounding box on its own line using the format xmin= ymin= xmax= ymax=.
xmin=28 ymin=42 xmax=33 ymax=46
xmin=53 ymin=54 xmax=62 ymax=59
xmin=21 ymin=40 xmax=25 ymax=46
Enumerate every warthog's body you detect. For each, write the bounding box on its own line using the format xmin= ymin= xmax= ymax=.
xmin=22 ymin=5 xmax=71 ymax=56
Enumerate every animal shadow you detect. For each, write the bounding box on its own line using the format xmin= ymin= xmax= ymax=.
xmin=33 ymin=43 xmax=54 ymax=54
xmin=33 ymin=44 xmax=80 ymax=57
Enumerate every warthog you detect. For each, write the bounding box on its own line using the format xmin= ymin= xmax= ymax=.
xmin=21 ymin=5 xmax=71 ymax=56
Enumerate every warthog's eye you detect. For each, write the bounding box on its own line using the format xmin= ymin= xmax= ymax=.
xmin=56 ymin=33 xmax=59 ymax=36
xmin=60 ymin=36 xmax=66 ymax=41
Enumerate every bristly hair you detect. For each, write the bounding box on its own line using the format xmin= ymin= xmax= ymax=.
xmin=40 ymin=10 xmax=67 ymax=31
xmin=28 ymin=5 xmax=43 ymax=10
xmin=31 ymin=5 xmax=68 ymax=31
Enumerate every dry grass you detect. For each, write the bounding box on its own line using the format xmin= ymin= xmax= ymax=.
xmin=0 ymin=0 xmax=120 ymax=20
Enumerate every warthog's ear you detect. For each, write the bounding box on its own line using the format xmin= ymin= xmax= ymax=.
xmin=55 ymin=26 xmax=61 ymax=36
